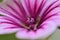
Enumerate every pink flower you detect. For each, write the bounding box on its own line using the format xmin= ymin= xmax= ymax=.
xmin=0 ymin=0 xmax=60 ymax=39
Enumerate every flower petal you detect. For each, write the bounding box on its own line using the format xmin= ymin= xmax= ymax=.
xmin=44 ymin=7 xmax=60 ymax=27
xmin=20 ymin=0 xmax=45 ymax=18
xmin=16 ymin=21 xmax=57 ymax=39
xmin=0 ymin=11 xmax=24 ymax=26
xmin=0 ymin=23 xmax=20 ymax=34
xmin=47 ymin=14 xmax=60 ymax=27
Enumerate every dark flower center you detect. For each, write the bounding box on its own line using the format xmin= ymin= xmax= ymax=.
xmin=22 ymin=16 xmax=40 ymax=31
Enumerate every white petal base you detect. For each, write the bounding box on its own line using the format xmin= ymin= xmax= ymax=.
xmin=16 ymin=21 xmax=57 ymax=39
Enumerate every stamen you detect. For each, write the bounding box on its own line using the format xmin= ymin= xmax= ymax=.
xmin=20 ymin=22 xmax=30 ymax=29
xmin=21 ymin=16 xmax=40 ymax=31
xmin=34 ymin=16 xmax=40 ymax=30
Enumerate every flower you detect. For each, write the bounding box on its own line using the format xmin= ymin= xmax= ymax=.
xmin=0 ymin=0 xmax=60 ymax=40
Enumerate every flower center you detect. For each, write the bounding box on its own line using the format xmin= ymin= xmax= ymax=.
xmin=21 ymin=16 xmax=40 ymax=31
xmin=27 ymin=17 xmax=35 ymax=24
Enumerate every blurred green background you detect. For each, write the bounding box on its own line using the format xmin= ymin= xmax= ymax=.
xmin=0 ymin=0 xmax=3 ymax=2
xmin=0 ymin=0 xmax=60 ymax=40
xmin=0 ymin=33 xmax=18 ymax=40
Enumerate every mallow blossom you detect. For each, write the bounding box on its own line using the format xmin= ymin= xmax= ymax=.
xmin=0 ymin=0 xmax=60 ymax=40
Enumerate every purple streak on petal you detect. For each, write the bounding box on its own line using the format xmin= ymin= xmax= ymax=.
xmin=0 ymin=6 xmax=28 ymax=29
xmin=4 ymin=27 xmax=20 ymax=29
xmin=0 ymin=22 xmax=16 ymax=25
xmin=36 ymin=0 xmax=44 ymax=15
xmin=6 ymin=4 xmax=27 ymax=22
xmin=42 ymin=5 xmax=59 ymax=20
xmin=32 ymin=0 xmax=37 ymax=19
xmin=40 ymin=5 xmax=60 ymax=24
xmin=41 ymin=0 xmax=58 ymax=17
xmin=0 ymin=22 xmax=22 ymax=28
xmin=34 ymin=0 xmax=47 ymax=28
xmin=0 ymin=16 xmax=21 ymax=26
xmin=40 ymin=0 xmax=59 ymax=21
xmin=0 ymin=7 xmax=26 ymax=24
xmin=0 ymin=7 xmax=20 ymax=20
xmin=0 ymin=16 xmax=14 ymax=23
xmin=45 ymin=5 xmax=60 ymax=17
xmin=0 ymin=17 xmax=24 ymax=28
xmin=36 ymin=0 xmax=47 ymax=18
xmin=44 ymin=13 xmax=58 ymax=20
xmin=33 ymin=0 xmax=37 ymax=14
xmin=41 ymin=12 xmax=59 ymax=23
xmin=6 ymin=4 xmax=21 ymax=18
xmin=13 ymin=0 xmax=27 ymax=20
xmin=37 ymin=12 xmax=59 ymax=28
xmin=25 ymin=0 xmax=33 ymax=17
